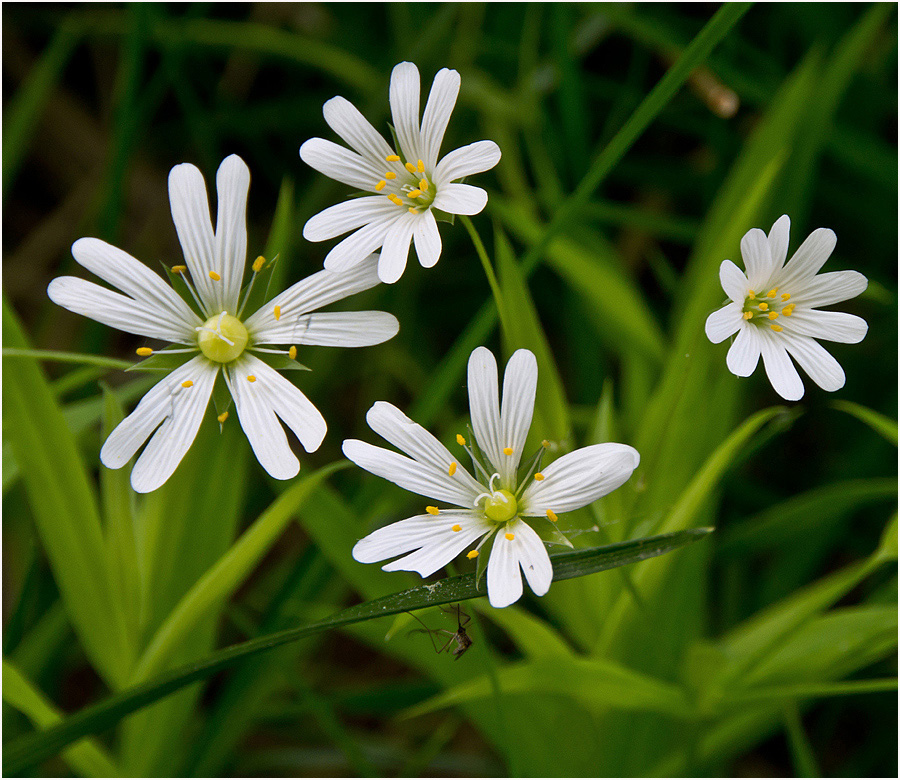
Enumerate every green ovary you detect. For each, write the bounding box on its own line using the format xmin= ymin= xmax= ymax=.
xmin=484 ymin=489 xmax=518 ymax=523
xmin=197 ymin=313 xmax=249 ymax=363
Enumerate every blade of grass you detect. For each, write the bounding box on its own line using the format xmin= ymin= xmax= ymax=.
xmin=831 ymin=400 xmax=898 ymax=446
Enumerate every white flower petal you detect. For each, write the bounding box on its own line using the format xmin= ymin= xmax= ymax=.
xmin=521 ymin=443 xmax=639 ymax=516
xmin=432 ymin=183 xmax=488 ymax=215
xmin=506 ymin=518 xmax=553 ymax=599
xmin=377 ymin=212 xmax=417 ymax=284
xmin=784 ymin=309 xmax=868 ymax=344
xmin=343 ymin=439 xmax=482 ymax=507
xmin=213 ymin=155 xmax=249 ymax=313
xmin=783 ymin=336 xmax=845 ymax=393
xmin=365 ymin=401 xmax=483 ymax=496
xmin=322 ymin=95 xmax=394 ymax=162
xmin=705 ymin=302 xmax=743 ymax=344
xmin=759 ymin=329 xmax=804 ymax=401
xmin=726 ymin=324 xmax=761 ymax=377
xmin=767 ymin=215 xmax=791 ymax=271
xmin=47 ymin=277 xmax=197 ymax=343
xmin=323 ymin=216 xmax=400 ymax=274
xmin=389 ymin=61 xmax=422 ymax=165
xmin=413 ymin=209 xmax=442 ymax=268
xmin=467 ymin=346 xmax=503 ymax=473
xmin=247 ymin=255 xmax=383 ymax=338
xmin=303 ymin=197 xmax=400 ymax=242
xmin=70 ymin=238 xmax=200 ymax=334
xmin=168 ymin=162 xmax=217 ymax=315
xmin=790 ymin=270 xmax=868 ymax=309
xmin=741 ymin=227 xmax=775 ymax=290
xmin=498 ymin=349 xmax=537 ymax=486
xmin=434 ymin=140 xmax=502 ymax=183
xmin=777 ymin=227 xmax=837 ymax=289
xmin=719 ymin=259 xmax=750 ymax=303
xmin=419 ymin=68 xmax=461 ymax=168
xmin=253 ymin=311 xmax=398 ymax=348
xmin=487 ymin=530 xmax=523 ymax=609
xmin=299 ymin=138 xmax=384 ymax=192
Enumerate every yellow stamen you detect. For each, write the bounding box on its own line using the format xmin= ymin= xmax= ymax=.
xmin=770 ymin=324 xmax=783 ymax=332
xmin=274 ymin=305 xmax=281 ymax=321
xmin=417 ymin=159 xmax=425 ymax=172
xmin=171 ymin=265 xmax=187 ymax=274
xmin=288 ymin=346 xmax=297 ymax=360
xmin=448 ymin=462 xmax=457 ymax=476
xmin=136 ymin=347 xmax=153 ymax=357
xmin=405 ymin=162 xmax=417 ymax=173
xmin=408 ymin=207 xmax=419 ymax=214
xmin=451 ymin=524 xmax=462 ymax=533
xmin=209 ymin=271 xmax=221 ymax=281
xmin=748 ymin=290 xmax=756 ymax=300
xmin=758 ymin=302 xmax=769 ymax=311
xmin=457 ymin=434 xmax=466 ymax=446
xmin=408 ymin=188 xmax=422 ymax=198
xmin=375 ymin=180 xmax=387 ymax=191
xmin=247 ymin=375 xmax=256 ymax=382
xmin=426 ymin=506 xmax=440 ymax=516
xmin=385 ymin=154 xmax=400 ymax=162
xmin=252 ymin=256 xmax=265 ymax=273
xmin=542 ymin=439 xmax=550 ymax=448
xmin=783 ymin=304 xmax=795 ymax=316
xmin=419 ymin=179 xmax=429 ymax=191
xmin=766 ymin=288 xmax=778 ymax=298
xmin=181 ymin=380 xmax=193 ymax=388
xmin=503 ymin=447 xmax=513 ymax=456
xmin=384 ymin=171 xmax=397 ymax=180
xmin=217 ymin=411 xmax=229 ymax=423
xmin=768 ymin=311 xmax=778 ymax=320
xmin=505 ymin=532 xmax=515 ymax=541
xmin=546 ymin=509 xmax=558 ymax=523
xmin=467 ymin=550 xmax=479 ymax=559
xmin=534 ymin=472 xmax=544 ymax=481
xmin=781 ymin=293 xmax=791 ymax=301
xmin=388 ymin=193 xmax=403 ymax=206
xmin=743 ymin=311 xmax=753 ymax=320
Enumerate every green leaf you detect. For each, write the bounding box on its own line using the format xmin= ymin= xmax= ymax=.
xmin=831 ymin=400 xmax=898 ymax=446
xmin=1 ymin=348 xmax=131 ymax=370
xmin=2 ymin=528 xmax=712 ymax=775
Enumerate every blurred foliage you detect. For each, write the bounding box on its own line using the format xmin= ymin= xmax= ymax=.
xmin=3 ymin=2 xmax=897 ymax=777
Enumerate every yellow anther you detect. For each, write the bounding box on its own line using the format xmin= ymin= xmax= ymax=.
xmin=503 ymin=447 xmax=513 ymax=455
xmin=388 ymin=193 xmax=403 ymax=206
xmin=247 ymin=375 xmax=256 ymax=382
xmin=405 ymin=162 xmax=417 ymax=173
xmin=136 ymin=347 xmax=153 ymax=357
xmin=781 ymin=293 xmax=791 ymax=301
xmin=408 ymin=207 xmax=419 ymax=214
xmin=181 ymin=380 xmax=193 ymax=388
xmin=743 ymin=311 xmax=753 ymax=320
xmin=171 ymin=265 xmax=187 ymax=274
xmin=375 ymin=180 xmax=387 ymax=191
xmin=448 ymin=462 xmax=457 ymax=476
xmin=274 ymin=305 xmax=281 ymax=321
xmin=505 ymin=532 xmax=515 ymax=541
xmin=426 ymin=506 xmax=440 ymax=516
xmin=384 ymin=171 xmax=397 ymax=180
xmin=783 ymin=304 xmax=795 ymax=316
xmin=456 ymin=434 xmax=466 ymax=446
xmin=451 ymin=524 xmax=462 ymax=533
xmin=770 ymin=324 xmax=783 ymax=332
xmin=546 ymin=509 xmax=558 ymax=523
xmin=542 ymin=439 xmax=550 ymax=448
xmin=385 ymin=154 xmax=400 ymax=162
xmin=534 ymin=472 xmax=545 ymax=481
xmin=768 ymin=311 xmax=778 ymax=320
xmin=417 ymin=159 xmax=425 ymax=172
xmin=748 ymin=290 xmax=756 ymax=300
xmin=758 ymin=302 xmax=769 ymax=311
xmin=419 ymin=179 xmax=429 ymax=191
xmin=217 ymin=411 xmax=229 ymax=423
xmin=766 ymin=288 xmax=778 ymax=299
xmin=288 ymin=346 xmax=297 ymax=360
xmin=408 ymin=188 xmax=422 ymax=199
xmin=252 ymin=256 xmax=265 ymax=273
xmin=467 ymin=550 xmax=479 ymax=559
xmin=209 ymin=271 xmax=221 ymax=281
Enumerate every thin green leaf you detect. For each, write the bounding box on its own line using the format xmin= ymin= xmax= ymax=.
xmin=1 ymin=348 xmax=131 ymax=370
xmin=831 ymin=400 xmax=898 ymax=446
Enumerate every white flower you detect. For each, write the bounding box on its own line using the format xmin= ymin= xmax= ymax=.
xmin=299 ymin=61 xmax=501 ymax=284
xmin=344 ymin=347 xmax=640 ymax=609
xmin=48 ymin=155 xmax=399 ymax=493
xmin=705 ymin=215 xmax=868 ymax=401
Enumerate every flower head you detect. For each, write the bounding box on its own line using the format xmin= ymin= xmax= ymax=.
xmin=344 ymin=347 xmax=640 ymax=608
xmin=48 ymin=155 xmax=399 ymax=492
xmin=299 ymin=61 xmax=501 ymax=284
xmin=705 ymin=215 xmax=868 ymax=401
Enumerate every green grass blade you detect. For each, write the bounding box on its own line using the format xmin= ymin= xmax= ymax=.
xmin=831 ymin=400 xmax=898 ymax=446
xmin=1 ymin=348 xmax=132 ymax=369
xmin=736 ymin=678 xmax=898 ymax=704
xmin=2 ymin=528 xmax=712 ymax=775
xmin=782 ymin=703 xmax=821 ymax=779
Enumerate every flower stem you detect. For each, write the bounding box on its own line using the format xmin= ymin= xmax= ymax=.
xmin=460 ymin=215 xmax=510 ymax=335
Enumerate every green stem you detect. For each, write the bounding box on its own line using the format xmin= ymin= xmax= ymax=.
xmin=460 ymin=215 xmax=509 ymax=337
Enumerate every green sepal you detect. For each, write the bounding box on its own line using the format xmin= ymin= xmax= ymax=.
xmin=211 ymin=373 xmax=231 ymax=426
xmin=160 ymin=263 xmax=204 ymax=317
xmin=238 ymin=254 xmax=280 ymax=319
xmin=125 ymin=348 xmax=196 ymax=373
xmin=253 ymin=353 xmax=312 ymax=372
xmin=532 ymin=516 xmax=575 ymax=549
xmin=465 ymin=424 xmax=493 ymax=483
xmin=475 ymin=527 xmax=498 ymax=588
xmin=432 ymin=208 xmax=455 ymax=225
xmin=387 ymin=123 xmax=402 ymax=159
xmin=515 ymin=444 xmax=546 ymax=497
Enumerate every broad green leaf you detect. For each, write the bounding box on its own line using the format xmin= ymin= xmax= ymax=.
xmin=2 ymin=528 xmax=712 ymax=775
xmin=831 ymin=400 xmax=898 ymax=446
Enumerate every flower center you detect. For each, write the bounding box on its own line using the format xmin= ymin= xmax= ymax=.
xmin=742 ymin=287 xmax=795 ymax=333
xmin=375 ymin=154 xmax=435 ymax=214
xmin=197 ymin=312 xmax=249 ymax=363
xmin=483 ymin=489 xmax=518 ymax=523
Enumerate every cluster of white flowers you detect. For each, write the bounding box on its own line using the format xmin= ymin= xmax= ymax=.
xmin=48 ymin=62 xmax=868 ymax=608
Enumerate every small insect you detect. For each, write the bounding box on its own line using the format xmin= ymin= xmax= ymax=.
xmin=407 ymin=603 xmax=473 ymax=660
